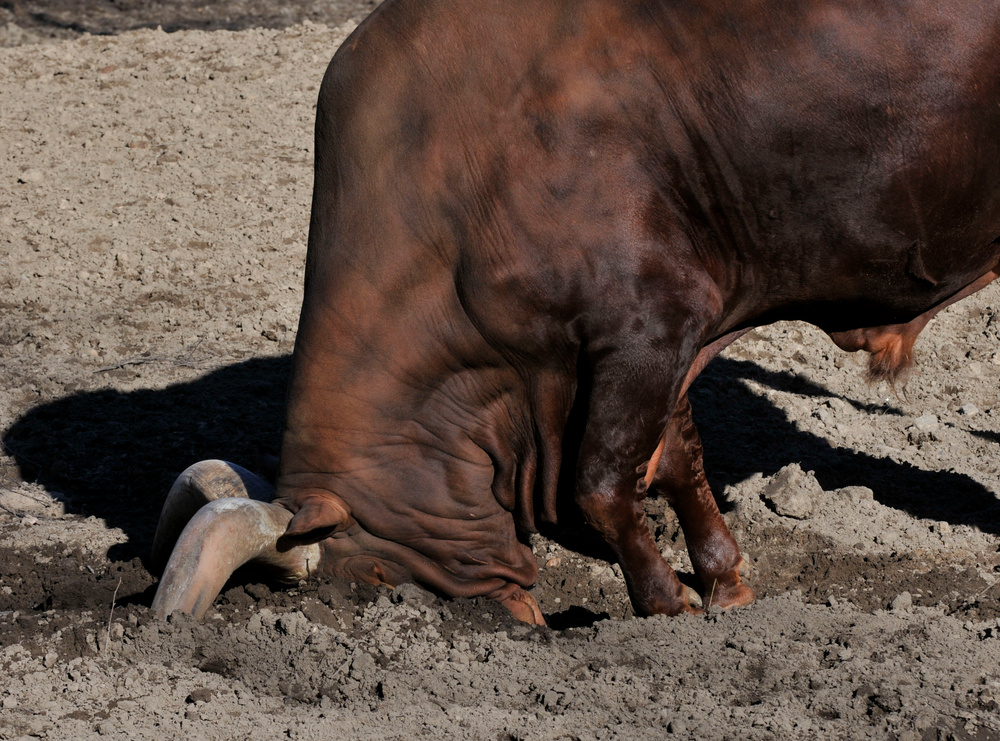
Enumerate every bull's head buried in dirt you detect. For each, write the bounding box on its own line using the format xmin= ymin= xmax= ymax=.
xmin=151 ymin=0 xmax=1000 ymax=624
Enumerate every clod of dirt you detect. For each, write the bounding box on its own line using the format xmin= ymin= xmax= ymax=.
xmin=760 ymin=463 xmax=822 ymax=519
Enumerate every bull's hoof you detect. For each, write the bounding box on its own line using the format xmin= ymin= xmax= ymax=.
xmin=705 ymin=578 xmax=755 ymax=611
xmin=683 ymin=584 xmax=704 ymax=613
xmin=487 ymin=583 xmax=546 ymax=625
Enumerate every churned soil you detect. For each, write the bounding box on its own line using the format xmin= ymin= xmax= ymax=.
xmin=2 ymin=8 xmax=1000 ymax=740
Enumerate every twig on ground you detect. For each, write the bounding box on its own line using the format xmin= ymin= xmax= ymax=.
xmin=104 ymin=577 xmax=122 ymax=653
xmin=705 ymin=578 xmax=718 ymax=616
xmin=946 ymin=578 xmax=1000 ymax=617
xmin=94 ymin=341 xmax=208 ymax=374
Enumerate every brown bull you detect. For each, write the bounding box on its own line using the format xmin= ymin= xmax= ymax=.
xmin=151 ymin=0 xmax=1000 ymax=623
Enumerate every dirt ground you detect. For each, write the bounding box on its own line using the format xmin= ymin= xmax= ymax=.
xmin=2 ymin=7 xmax=1000 ymax=740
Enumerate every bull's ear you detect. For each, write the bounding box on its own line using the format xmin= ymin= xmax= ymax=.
xmin=275 ymin=492 xmax=352 ymax=548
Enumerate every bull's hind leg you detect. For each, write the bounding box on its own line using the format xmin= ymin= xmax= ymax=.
xmin=653 ymin=394 xmax=753 ymax=610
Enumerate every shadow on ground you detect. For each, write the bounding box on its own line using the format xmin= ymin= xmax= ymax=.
xmin=3 ymin=355 xmax=292 ymax=561
xmin=694 ymin=358 xmax=999 ymax=530
xmin=5 ymin=355 xmax=998 ymax=575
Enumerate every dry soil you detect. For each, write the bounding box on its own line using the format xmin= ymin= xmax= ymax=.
xmin=2 ymin=9 xmax=1000 ymax=741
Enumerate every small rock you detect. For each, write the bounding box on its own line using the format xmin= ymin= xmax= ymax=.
xmin=760 ymin=463 xmax=821 ymax=519
xmin=186 ymin=688 xmax=213 ymax=704
xmin=544 ymin=557 xmax=562 ymax=569
xmin=959 ymin=403 xmax=979 ymax=416
xmin=390 ymin=582 xmax=434 ymax=605
xmin=838 ymin=486 xmax=874 ymax=505
xmin=911 ymin=414 xmax=939 ymax=432
xmin=827 ymin=398 xmax=851 ymax=414
xmin=2 ymin=696 xmax=18 ymax=709
xmin=890 ymin=591 xmax=913 ymax=611
xmin=17 ymin=168 xmax=43 ymax=184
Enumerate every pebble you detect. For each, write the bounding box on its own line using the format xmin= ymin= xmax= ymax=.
xmin=838 ymin=486 xmax=874 ymax=505
xmin=186 ymin=688 xmax=214 ymax=704
xmin=17 ymin=168 xmax=43 ymax=184
xmin=891 ymin=591 xmax=913 ymax=611
xmin=911 ymin=414 xmax=939 ymax=432
xmin=959 ymin=403 xmax=979 ymax=416
xmin=544 ymin=557 xmax=562 ymax=569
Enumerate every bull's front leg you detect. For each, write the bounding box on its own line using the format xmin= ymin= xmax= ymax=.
xmin=652 ymin=393 xmax=753 ymax=611
xmin=574 ymin=349 xmax=702 ymax=617
xmin=574 ymin=350 xmax=752 ymax=617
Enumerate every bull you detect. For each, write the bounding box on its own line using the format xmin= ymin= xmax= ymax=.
xmin=151 ymin=0 xmax=1000 ymax=624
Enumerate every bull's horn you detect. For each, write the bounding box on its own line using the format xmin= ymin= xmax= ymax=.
xmin=151 ymin=496 xmax=321 ymax=620
xmin=150 ymin=459 xmax=321 ymax=620
xmin=151 ymin=459 xmax=274 ymax=573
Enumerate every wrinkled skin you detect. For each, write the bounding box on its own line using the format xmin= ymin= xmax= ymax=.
xmin=155 ymin=0 xmax=1000 ymax=622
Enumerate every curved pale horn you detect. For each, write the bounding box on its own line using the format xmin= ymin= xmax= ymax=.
xmin=151 ymin=497 xmax=321 ymax=620
xmin=150 ymin=459 xmax=321 ymax=620
xmin=151 ymin=459 xmax=274 ymax=573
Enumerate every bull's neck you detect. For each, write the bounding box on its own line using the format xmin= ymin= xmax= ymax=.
xmin=277 ymin=265 xmax=516 ymax=490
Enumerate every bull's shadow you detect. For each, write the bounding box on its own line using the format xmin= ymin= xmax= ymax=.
xmin=2 ymin=356 xmax=292 ymax=561
xmin=692 ymin=358 xmax=999 ymax=528
xmin=3 ymin=353 xmax=998 ymax=570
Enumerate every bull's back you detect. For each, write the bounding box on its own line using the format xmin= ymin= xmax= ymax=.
xmin=312 ymin=0 xmax=1000 ymax=340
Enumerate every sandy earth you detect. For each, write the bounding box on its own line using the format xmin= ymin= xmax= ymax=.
xmin=2 ymin=12 xmax=1000 ymax=741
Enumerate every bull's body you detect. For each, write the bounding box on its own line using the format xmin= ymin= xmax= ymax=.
xmin=153 ymin=0 xmax=1000 ymax=621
